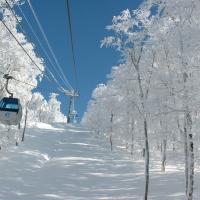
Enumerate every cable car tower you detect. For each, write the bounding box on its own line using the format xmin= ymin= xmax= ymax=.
xmin=64 ymin=0 xmax=79 ymax=124
xmin=64 ymin=90 xmax=79 ymax=123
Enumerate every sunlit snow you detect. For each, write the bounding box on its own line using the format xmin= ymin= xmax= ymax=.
xmin=0 ymin=123 xmax=199 ymax=199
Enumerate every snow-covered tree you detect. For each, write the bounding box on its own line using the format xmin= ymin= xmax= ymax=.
xmin=82 ymin=0 xmax=200 ymax=199
xmin=0 ymin=0 xmax=67 ymax=147
xmin=28 ymin=92 xmax=67 ymax=123
xmin=0 ymin=0 xmax=44 ymax=114
xmin=46 ymin=93 xmax=67 ymax=123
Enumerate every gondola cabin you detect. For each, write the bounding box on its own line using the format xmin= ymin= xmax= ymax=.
xmin=0 ymin=97 xmax=22 ymax=125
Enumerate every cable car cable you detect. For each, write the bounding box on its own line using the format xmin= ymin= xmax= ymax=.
xmin=1 ymin=2 xmax=75 ymax=97
xmin=16 ymin=4 xmax=70 ymax=91
xmin=0 ymin=20 xmax=69 ymax=97
xmin=0 ymin=19 xmax=44 ymax=74
xmin=4 ymin=0 xmax=29 ymax=39
xmin=64 ymin=0 xmax=79 ymax=123
xmin=3 ymin=0 xmax=71 ymax=92
xmin=4 ymin=0 xmax=51 ymax=80
xmin=27 ymin=0 xmax=73 ymax=91
xmin=65 ymin=0 xmax=79 ymax=92
xmin=0 ymin=19 xmax=59 ymax=87
xmin=0 ymin=70 xmax=62 ymax=94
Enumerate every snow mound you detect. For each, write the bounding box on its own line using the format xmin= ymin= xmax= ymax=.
xmin=28 ymin=122 xmax=65 ymax=131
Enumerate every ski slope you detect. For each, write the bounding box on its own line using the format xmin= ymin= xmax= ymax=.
xmin=0 ymin=123 xmax=199 ymax=200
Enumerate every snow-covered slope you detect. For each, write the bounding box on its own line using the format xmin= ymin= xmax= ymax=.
xmin=0 ymin=123 xmax=199 ymax=200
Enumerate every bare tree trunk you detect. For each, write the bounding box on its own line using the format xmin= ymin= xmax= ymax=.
xmin=183 ymin=125 xmax=189 ymax=194
xmin=144 ymin=119 xmax=149 ymax=200
xmin=160 ymin=119 xmax=167 ymax=172
xmin=110 ymin=113 xmax=114 ymax=151
xmin=179 ymin=20 xmax=194 ymax=197
xmin=110 ymin=134 xmax=113 ymax=152
xmin=39 ymin=110 xmax=42 ymax=122
xmin=186 ymin=109 xmax=194 ymax=200
xmin=172 ymin=137 xmax=176 ymax=152
xmin=183 ymin=104 xmax=194 ymax=200
xmin=131 ymin=131 xmax=134 ymax=155
xmin=131 ymin=118 xmax=134 ymax=155
xmin=22 ymin=104 xmax=28 ymax=142
xmin=129 ymin=47 xmax=154 ymax=200
xmin=161 ymin=139 xmax=167 ymax=172
xmin=183 ymin=70 xmax=191 ymax=196
xmin=187 ymin=133 xmax=194 ymax=200
xmin=142 ymin=148 xmax=145 ymax=158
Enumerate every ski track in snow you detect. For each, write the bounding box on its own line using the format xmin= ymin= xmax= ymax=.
xmin=0 ymin=124 xmax=199 ymax=200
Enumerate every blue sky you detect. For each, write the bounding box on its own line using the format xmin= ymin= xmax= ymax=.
xmin=15 ymin=0 xmax=143 ymax=120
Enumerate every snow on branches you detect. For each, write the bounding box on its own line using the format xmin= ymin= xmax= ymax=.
xmin=0 ymin=0 xmax=66 ymax=125
xmin=83 ymin=0 xmax=200 ymax=199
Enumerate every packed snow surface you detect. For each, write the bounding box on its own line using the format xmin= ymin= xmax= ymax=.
xmin=0 ymin=123 xmax=199 ymax=199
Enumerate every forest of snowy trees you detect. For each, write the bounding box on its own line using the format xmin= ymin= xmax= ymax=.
xmin=1 ymin=0 xmax=200 ymax=199
xmin=0 ymin=0 xmax=67 ymax=125
xmin=82 ymin=0 xmax=200 ymax=199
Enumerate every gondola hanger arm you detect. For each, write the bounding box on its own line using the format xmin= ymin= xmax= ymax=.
xmin=3 ymin=74 xmax=14 ymax=98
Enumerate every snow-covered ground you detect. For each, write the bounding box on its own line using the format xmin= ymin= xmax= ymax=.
xmin=0 ymin=123 xmax=199 ymax=200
